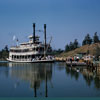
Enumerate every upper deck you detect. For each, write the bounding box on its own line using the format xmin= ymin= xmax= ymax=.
xmin=10 ymin=34 xmax=44 ymax=50
xmin=9 ymin=23 xmax=52 ymax=55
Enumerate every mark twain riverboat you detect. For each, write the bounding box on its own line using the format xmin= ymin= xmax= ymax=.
xmin=7 ymin=23 xmax=54 ymax=63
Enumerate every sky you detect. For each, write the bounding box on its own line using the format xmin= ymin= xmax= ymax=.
xmin=0 ymin=0 xmax=100 ymax=50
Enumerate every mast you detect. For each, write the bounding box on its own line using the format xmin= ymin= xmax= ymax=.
xmin=45 ymin=68 xmax=48 ymax=97
xmin=34 ymin=81 xmax=37 ymax=97
xmin=33 ymin=23 xmax=35 ymax=43
xmin=44 ymin=24 xmax=47 ymax=57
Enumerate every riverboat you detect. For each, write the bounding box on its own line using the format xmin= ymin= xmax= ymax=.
xmin=7 ymin=23 xmax=54 ymax=63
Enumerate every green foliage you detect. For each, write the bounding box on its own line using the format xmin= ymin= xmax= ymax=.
xmin=65 ymin=32 xmax=100 ymax=53
xmin=0 ymin=45 xmax=9 ymax=60
xmin=82 ymin=34 xmax=92 ymax=45
xmin=65 ymin=44 xmax=70 ymax=52
xmin=69 ymin=42 xmax=74 ymax=50
xmin=52 ymin=49 xmax=64 ymax=55
xmin=65 ymin=39 xmax=79 ymax=52
xmin=4 ymin=45 xmax=9 ymax=52
xmin=73 ymin=39 xmax=79 ymax=48
xmin=93 ymin=32 xmax=99 ymax=43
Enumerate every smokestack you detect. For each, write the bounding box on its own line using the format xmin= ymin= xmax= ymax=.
xmin=44 ymin=24 xmax=46 ymax=47
xmin=44 ymin=24 xmax=46 ymax=57
xmin=33 ymin=23 xmax=35 ymax=43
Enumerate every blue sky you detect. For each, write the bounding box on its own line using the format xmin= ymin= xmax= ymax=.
xmin=0 ymin=0 xmax=100 ymax=50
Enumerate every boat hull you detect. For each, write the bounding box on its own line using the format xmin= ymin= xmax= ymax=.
xmin=7 ymin=58 xmax=54 ymax=63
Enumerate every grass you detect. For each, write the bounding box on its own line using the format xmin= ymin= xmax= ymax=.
xmin=58 ymin=43 xmax=100 ymax=57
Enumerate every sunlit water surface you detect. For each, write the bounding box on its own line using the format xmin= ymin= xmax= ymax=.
xmin=0 ymin=62 xmax=100 ymax=97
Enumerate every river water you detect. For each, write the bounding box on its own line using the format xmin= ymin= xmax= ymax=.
xmin=0 ymin=62 xmax=100 ymax=97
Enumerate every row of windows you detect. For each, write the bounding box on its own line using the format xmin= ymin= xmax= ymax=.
xmin=12 ymin=55 xmax=44 ymax=59
xmin=10 ymin=47 xmax=44 ymax=52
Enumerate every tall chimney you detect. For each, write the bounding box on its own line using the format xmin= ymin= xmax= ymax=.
xmin=44 ymin=24 xmax=46 ymax=47
xmin=44 ymin=24 xmax=46 ymax=57
xmin=33 ymin=23 xmax=35 ymax=43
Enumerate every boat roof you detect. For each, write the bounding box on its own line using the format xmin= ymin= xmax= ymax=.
xmin=28 ymin=35 xmax=40 ymax=39
xmin=20 ymin=42 xmax=30 ymax=45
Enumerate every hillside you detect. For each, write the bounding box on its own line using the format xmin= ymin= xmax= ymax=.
xmin=59 ymin=43 xmax=100 ymax=57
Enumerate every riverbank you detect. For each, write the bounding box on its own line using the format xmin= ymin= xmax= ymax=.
xmin=0 ymin=58 xmax=7 ymax=61
xmin=58 ymin=43 xmax=100 ymax=58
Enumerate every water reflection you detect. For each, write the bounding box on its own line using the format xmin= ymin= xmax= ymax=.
xmin=0 ymin=62 xmax=8 ymax=67
xmin=66 ymin=65 xmax=100 ymax=89
xmin=0 ymin=62 xmax=9 ymax=78
xmin=56 ymin=62 xmax=66 ymax=71
xmin=8 ymin=62 xmax=53 ymax=97
xmin=66 ymin=67 xmax=79 ymax=80
xmin=0 ymin=62 xmax=100 ymax=97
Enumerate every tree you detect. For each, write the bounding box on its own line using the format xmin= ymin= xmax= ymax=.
xmin=65 ymin=39 xmax=79 ymax=52
xmin=0 ymin=45 xmax=9 ymax=60
xmin=65 ymin=44 xmax=70 ymax=52
xmin=73 ymin=39 xmax=79 ymax=49
xmin=93 ymin=32 xmax=99 ymax=43
xmin=69 ymin=42 xmax=74 ymax=50
xmin=57 ymin=48 xmax=64 ymax=53
xmin=82 ymin=39 xmax=86 ymax=45
xmin=82 ymin=34 xmax=92 ymax=45
xmin=4 ymin=45 xmax=9 ymax=52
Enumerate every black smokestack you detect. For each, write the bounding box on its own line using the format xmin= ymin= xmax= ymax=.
xmin=44 ymin=24 xmax=46 ymax=47
xmin=33 ymin=23 xmax=35 ymax=43
xmin=44 ymin=24 xmax=47 ymax=57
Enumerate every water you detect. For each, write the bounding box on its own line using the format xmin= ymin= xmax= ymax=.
xmin=0 ymin=62 xmax=100 ymax=97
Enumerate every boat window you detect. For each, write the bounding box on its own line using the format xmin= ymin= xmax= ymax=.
xmin=25 ymin=56 xmax=27 ymax=59
xmin=32 ymin=55 xmax=35 ymax=58
xmin=36 ymin=47 xmax=38 ymax=51
xmin=17 ymin=56 xmax=19 ymax=59
xmin=28 ymin=55 xmax=30 ymax=58
xmin=12 ymin=55 xmax=14 ymax=58
xmin=33 ymin=48 xmax=35 ymax=51
xmin=14 ymin=55 xmax=16 ymax=58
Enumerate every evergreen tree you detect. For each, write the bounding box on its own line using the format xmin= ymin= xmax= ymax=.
xmin=4 ymin=45 xmax=9 ymax=52
xmin=82 ymin=39 xmax=86 ymax=45
xmin=93 ymin=32 xmax=99 ymax=43
xmin=85 ymin=34 xmax=92 ymax=45
xmin=0 ymin=45 xmax=9 ymax=60
xmin=69 ymin=42 xmax=74 ymax=50
xmin=65 ymin=44 xmax=70 ymax=52
xmin=73 ymin=39 xmax=79 ymax=49
xmin=82 ymin=34 xmax=92 ymax=45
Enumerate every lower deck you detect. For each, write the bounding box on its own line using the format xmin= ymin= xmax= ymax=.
xmin=10 ymin=54 xmax=44 ymax=61
xmin=7 ymin=58 xmax=54 ymax=63
xmin=8 ymin=54 xmax=54 ymax=63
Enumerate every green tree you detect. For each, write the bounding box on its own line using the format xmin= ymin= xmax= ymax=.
xmin=4 ymin=45 xmax=9 ymax=52
xmin=65 ymin=44 xmax=70 ymax=52
xmin=82 ymin=39 xmax=86 ymax=45
xmin=93 ymin=32 xmax=99 ymax=43
xmin=69 ymin=42 xmax=74 ymax=50
xmin=0 ymin=45 xmax=9 ymax=60
xmin=73 ymin=39 xmax=79 ymax=49
xmin=82 ymin=34 xmax=92 ymax=45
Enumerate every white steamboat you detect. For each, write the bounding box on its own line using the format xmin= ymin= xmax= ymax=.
xmin=7 ymin=23 xmax=54 ymax=63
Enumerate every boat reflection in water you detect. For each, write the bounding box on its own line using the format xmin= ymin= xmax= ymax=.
xmin=8 ymin=62 xmax=53 ymax=97
xmin=1 ymin=62 xmax=100 ymax=97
